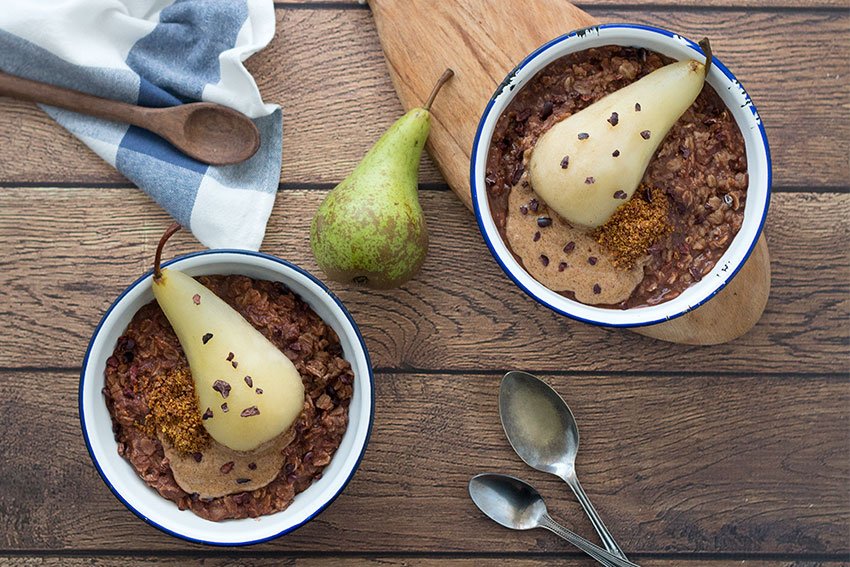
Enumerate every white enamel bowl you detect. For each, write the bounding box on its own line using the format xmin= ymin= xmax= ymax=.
xmin=80 ymin=250 xmax=374 ymax=545
xmin=471 ymin=24 xmax=771 ymax=327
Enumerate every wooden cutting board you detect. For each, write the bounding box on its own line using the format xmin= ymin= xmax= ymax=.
xmin=369 ymin=0 xmax=770 ymax=345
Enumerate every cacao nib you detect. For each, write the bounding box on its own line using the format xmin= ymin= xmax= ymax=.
xmin=241 ymin=406 xmax=260 ymax=417
xmin=510 ymin=163 xmax=524 ymax=185
xmin=212 ymin=380 xmax=231 ymax=399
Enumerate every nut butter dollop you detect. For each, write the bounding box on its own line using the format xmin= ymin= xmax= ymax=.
xmin=505 ymin=181 xmax=647 ymax=305
xmin=162 ymin=426 xmax=296 ymax=499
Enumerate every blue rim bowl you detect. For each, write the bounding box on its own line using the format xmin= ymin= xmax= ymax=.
xmin=470 ymin=24 xmax=771 ymax=327
xmin=80 ymin=249 xmax=374 ymax=545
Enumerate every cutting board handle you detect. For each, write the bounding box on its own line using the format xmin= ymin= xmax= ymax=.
xmin=369 ymin=0 xmax=770 ymax=344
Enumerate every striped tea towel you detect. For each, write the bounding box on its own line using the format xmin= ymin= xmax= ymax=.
xmin=0 ymin=0 xmax=282 ymax=250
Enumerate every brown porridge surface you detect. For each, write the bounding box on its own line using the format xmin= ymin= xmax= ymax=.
xmin=103 ymin=275 xmax=354 ymax=522
xmin=486 ymin=45 xmax=748 ymax=307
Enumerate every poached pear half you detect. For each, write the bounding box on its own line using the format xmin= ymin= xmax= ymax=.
xmin=528 ymin=40 xmax=713 ymax=228
xmin=310 ymin=69 xmax=454 ymax=289
xmin=151 ymin=224 xmax=305 ymax=452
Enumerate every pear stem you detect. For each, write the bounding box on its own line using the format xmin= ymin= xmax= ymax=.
xmin=153 ymin=222 xmax=181 ymax=281
xmin=698 ymin=38 xmax=712 ymax=77
xmin=423 ymin=68 xmax=454 ymax=111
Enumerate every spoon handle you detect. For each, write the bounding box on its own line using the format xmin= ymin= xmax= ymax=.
xmin=0 ymin=70 xmax=151 ymax=128
xmin=539 ymin=514 xmax=640 ymax=567
xmin=563 ymin=473 xmax=627 ymax=559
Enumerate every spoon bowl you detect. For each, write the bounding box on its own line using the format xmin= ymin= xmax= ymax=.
xmin=169 ymin=103 xmax=261 ymax=165
xmin=499 ymin=370 xmax=579 ymax=478
xmin=469 ymin=473 xmax=547 ymax=530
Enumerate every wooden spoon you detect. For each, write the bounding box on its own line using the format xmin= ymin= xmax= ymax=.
xmin=0 ymin=70 xmax=260 ymax=166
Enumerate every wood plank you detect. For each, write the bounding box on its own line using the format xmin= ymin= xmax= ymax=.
xmin=0 ymin=9 xmax=845 ymax=189
xmin=0 ymin=188 xmax=846 ymax=374
xmin=281 ymin=0 xmax=848 ymax=8
xmin=0 ymin=369 xmax=846 ymax=553
xmin=1 ymin=556 xmax=847 ymax=566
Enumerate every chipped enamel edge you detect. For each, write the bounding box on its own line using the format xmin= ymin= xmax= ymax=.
xmin=470 ymin=23 xmax=771 ymax=328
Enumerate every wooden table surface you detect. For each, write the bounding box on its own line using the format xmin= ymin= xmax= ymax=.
xmin=0 ymin=1 xmax=847 ymax=566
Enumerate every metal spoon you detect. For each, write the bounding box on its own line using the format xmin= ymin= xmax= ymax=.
xmin=469 ymin=474 xmax=640 ymax=567
xmin=499 ymin=370 xmax=627 ymax=559
xmin=0 ymin=70 xmax=260 ymax=166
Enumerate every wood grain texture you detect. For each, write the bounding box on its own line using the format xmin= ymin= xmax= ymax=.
xmin=0 ymin=188 xmax=846 ymax=374
xmin=1 ymin=557 xmax=847 ymax=567
xmin=279 ymin=0 xmax=848 ymax=8
xmin=0 ymin=9 xmax=845 ymax=189
xmin=0 ymin=2 xmax=845 ymax=561
xmin=0 ymin=369 xmax=846 ymax=553
xmin=633 ymin=235 xmax=770 ymax=344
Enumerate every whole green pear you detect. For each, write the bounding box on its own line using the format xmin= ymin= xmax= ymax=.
xmin=310 ymin=70 xmax=453 ymax=289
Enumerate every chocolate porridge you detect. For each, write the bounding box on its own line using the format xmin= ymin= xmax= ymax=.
xmin=103 ymin=275 xmax=354 ymax=521
xmin=486 ymin=45 xmax=748 ymax=307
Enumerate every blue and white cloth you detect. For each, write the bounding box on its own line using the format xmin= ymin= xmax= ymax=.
xmin=0 ymin=0 xmax=282 ymax=250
